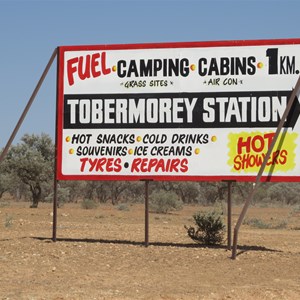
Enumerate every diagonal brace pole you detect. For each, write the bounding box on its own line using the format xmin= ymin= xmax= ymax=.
xmin=0 ymin=48 xmax=57 ymax=164
xmin=231 ymin=75 xmax=300 ymax=259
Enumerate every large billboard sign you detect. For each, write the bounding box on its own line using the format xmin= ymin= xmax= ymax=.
xmin=56 ymin=39 xmax=300 ymax=181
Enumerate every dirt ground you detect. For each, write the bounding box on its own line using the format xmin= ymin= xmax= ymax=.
xmin=0 ymin=200 xmax=299 ymax=300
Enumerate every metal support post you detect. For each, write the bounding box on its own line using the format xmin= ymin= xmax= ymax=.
xmin=231 ymin=75 xmax=300 ymax=259
xmin=52 ymin=179 xmax=58 ymax=242
xmin=227 ymin=181 xmax=233 ymax=250
xmin=0 ymin=48 xmax=57 ymax=164
xmin=145 ymin=180 xmax=150 ymax=247
xmin=52 ymin=47 xmax=59 ymax=242
xmin=222 ymin=180 xmax=235 ymax=250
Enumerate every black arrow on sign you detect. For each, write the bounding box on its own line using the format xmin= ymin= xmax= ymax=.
xmin=286 ymin=91 xmax=300 ymax=129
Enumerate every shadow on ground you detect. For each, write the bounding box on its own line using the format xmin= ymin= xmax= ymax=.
xmin=33 ymin=236 xmax=282 ymax=257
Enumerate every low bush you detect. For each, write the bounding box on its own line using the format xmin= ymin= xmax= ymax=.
xmin=150 ymin=190 xmax=183 ymax=214
xmin=45 ymin=187 xmax=70 ymax=208
xmin=81 ymin=199 xmax=98 ymax=209
xmin=243 ymin=217 xmax=288 ymax=229
xmin=243 ymin=217 xmax=271 ymax=229
xmin=0 ymin=201 xmax=10 ymax=208
xmin=185 ymin=210 xmax=225 ymax=245
xmin=4 ymin=214 xmax=13 ymax=228
xmin=117 ymin=203 xmax=130 ymax=211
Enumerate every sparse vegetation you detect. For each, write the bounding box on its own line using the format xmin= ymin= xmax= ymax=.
xmin=243 ymin=217 xmax=288 ymax=229
xmin=1 ymin=201 xmax=300 ymax=299
xmin=150 ymin=190 xmax=183 ymax=214
xmin=185 ymin=210 xmax=225 ymax=245
xmin=81 ymin=199 xmax=98 ymax=210
xmin=243 ymin=218 xmax=272 ymax=229
xmin=0 ymin=201 xmax=10 ymax=208
xmin=117 ymin=203 xmax=130 ymax=211
xmin=4 ymin=214 xmax=13 ymax=228
xmin=1 ymin=134 xmax=300 ymax=211
xmin=291 ymin=204 xmax=300 ymax=213
xmin=45 ymin=187 xmax=70 ymax=208
xmin=2 ymin=133 xmax=54 ymax=208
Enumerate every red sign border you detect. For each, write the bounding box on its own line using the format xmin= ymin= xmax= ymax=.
xmin=56 ymin=38 xmax=300 ymax=182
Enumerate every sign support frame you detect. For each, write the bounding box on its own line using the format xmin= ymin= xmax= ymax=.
xmin=227 ymin=181 xmax=233 ymax=250
xmin=52 ymin=47 xmax=60 ymax=242
xmin=57 ymin=39 xmax=300 ymax=183
xmin=0 ymin=47 xmax=58 ymax=240
xmin=0 ymin=48 xmax=57 ymax=165
xmin=231 ymin=75 xmax=300 ymax=259
xmin=4 ymin=40 xmax=300 ymax=258
xmin=222 ymin=180 xmax=235 ymax=250
xmin=141 ymin=179 xmax=153 ymax=247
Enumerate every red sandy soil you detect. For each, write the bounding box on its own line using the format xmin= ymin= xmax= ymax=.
xmin=0 ymin=201 xmax=300 ymax=299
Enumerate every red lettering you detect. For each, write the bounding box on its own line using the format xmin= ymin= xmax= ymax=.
xmin=80 ymin=157 xmax=88 ymax=172
xmin=169 ymin=159 xmax=180 ymax=172
xmin=66 ymin=52 xmax=111 ymax=86
xmin=233 ymin=149 xmax=288 ymax=171
xmin=78 ymin=55 xmax=91 ymax=81
xmin=237 ymin=136 xmax=251 ymax=154
xmin=131 ymin=158 xmax=141 ymax=172
xmin=67 ymin=57 xmax=79 ymax=86
xmin=140 ymin=159 xmax=148 ymax=172
xmin=114 ymin=158 xmax=122 ymax=172
xmin=233 ymin=155 xmax=242 ymax=171
xmin=130 ymin=158 xmax=188 ymax=173
xmin=79 ymin=157 xmax=123 ymax=173
xmin=264 ymin=132 xmax=275 ymax=148
xmin=95 ymin=158 xmax=107 ymax=172
xmin=155 ymin=159 xmax=165 ymax=172
xmin=180 ymin=158 xmax=189 ymax=172
xmin=251 ymin=135 xmax=264 ymax=152
xmin=148 ymin=158 xmax=158 ymax=171
xmin=279 ymin=150 xmax=288 ymax=165
xmin=91 ymin=53 xmax=101 ymax=78
xmin=101 ymin=52 xmax=111 ymax=75
xmin=271 ymin=150 xmax=280 ymax=164
xmin=106 ymin=158 xmax=114 ymax=172
xmin=88 ymin=158 xmax=98 ymax=171
xmin=237 ymin=133 xmax=277 ymax=155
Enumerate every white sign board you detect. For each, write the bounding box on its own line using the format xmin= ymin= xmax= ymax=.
xmin=56 ymin=39 xmax=300 ymax=181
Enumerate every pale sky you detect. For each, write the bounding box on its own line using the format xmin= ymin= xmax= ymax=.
xmin=1 ymin=0 xmax=300 ymax=148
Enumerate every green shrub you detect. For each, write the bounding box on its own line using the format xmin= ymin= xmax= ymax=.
xmin=291 ymin=204 xmax=300 ymax=213
xmin=150 ymin=190 xmax=183 ymax=214
xmin=185 ymin=210 xmax=225 ymax=245
xmin=0 ymin=201 xmax=10 ymax=208
xmin=117 ymin=203 xmax=129 ymax=211
xmin=81 ymin=199 xmax=98 ymax=209
xmin=4 ymin=214 xmax=13 ymax=228
xmin=273 ymin=220 xmax=288 ymax=229
xmin=243 ymin=217 xmax=288 ymax=229
xmin=243 ymin=217 xmax=271 ymax=229
xmin=45 ymin=187 xmax=70 ymax=208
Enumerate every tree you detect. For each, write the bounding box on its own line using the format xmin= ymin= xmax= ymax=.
xmin=198 ymin=182 xmax=221 ymax=204
xmin=59 ymin=180 xmax=86 ymax=203
xmin=267 ymin=182 xmax=300 ymax=205
xmin=0 ymin=158 xmax=14 ymax=198
xmin=123 ymin=181 xmax=144 ymax=203
xmin=107 ymin=181 xmax=129 ymax=205
xmin=174 ymin=182 xmax=200 ymax=203
xmin=150 ymin=189 xmax=183 ymax=214
xmin=4 ymin=133 xmax=54 ymax=207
